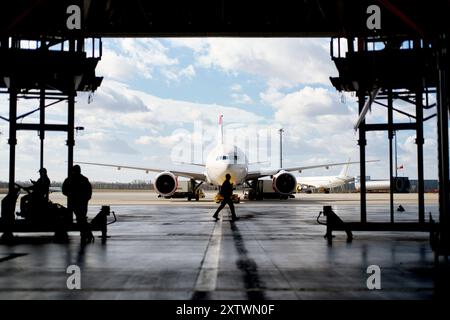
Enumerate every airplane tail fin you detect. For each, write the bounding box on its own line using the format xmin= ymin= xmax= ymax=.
xmin=218 ymin=114 xmax=224 ymax=144
xmin=339 ymin=158 xmax=351 ymax=177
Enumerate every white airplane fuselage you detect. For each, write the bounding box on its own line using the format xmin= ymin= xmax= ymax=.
xmin=204 ymin=144 xmax=248 ymax=186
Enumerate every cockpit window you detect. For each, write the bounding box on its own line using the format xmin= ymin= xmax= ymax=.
xmin=216 ymin=154 xmax=238 ymax=161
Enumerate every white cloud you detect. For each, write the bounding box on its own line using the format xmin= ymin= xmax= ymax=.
xmin=96 ymin=50 xmax=139 ymax=81
xmin=179 ymin=65 xmax=196 ymax=78
xmin=73 ymin=80 xmax=264 ymax=141
xmin=78 ymin=132 xmax=138 ymax=155
xmin=118 ymin=85 xmax=263 ymax=128
xmin=230 ymin=84 xmax=242 ymax=92
xmin=136 ymin=131 xmax=187 ymax=147
xmin=78 ymin=81 xmax=148 ymax=113
xmin=177 ymin=38 xmax=334 ymax=88
xmin=97 ymin=39 xmax=178 ymax=81
xmin=270 ymin=86 xmax=348 ymax=119
xmin=120 ymin=38 xmax=177 ymax=66
xmin=231 ymin=93 xmax=253 ymax=105
xmin=168 ymin=38 xmax=209 ymax=52
xmin=99 ymin=39 xmax=200 ymax=84
xmin=257 ymin=85 xmax=361 ymax=167
xmin=161 ymin=64 xmax=196 ymax=82
xmin=264 ymin=86 xmax=354 ymax=138
xmin=229 ymin=83 xmax=253 ymax=105
xmin=259 ymin=86 xmax=285 ymax=105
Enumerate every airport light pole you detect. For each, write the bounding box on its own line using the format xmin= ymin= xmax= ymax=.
xmin=394 ymin=130 xmax=398 ymax=178
xmin=279 ymin=128 xmax=284 ymax=168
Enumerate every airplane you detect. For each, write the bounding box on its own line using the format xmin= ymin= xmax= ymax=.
xmin=76 ymin=115 xmax=369 ymax=200
xmin=296 ymin=160 xmax=355 ymax=193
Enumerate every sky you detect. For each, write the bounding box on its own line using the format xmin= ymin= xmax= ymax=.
xmin=0 ymin=38 xmax=440 ymax=183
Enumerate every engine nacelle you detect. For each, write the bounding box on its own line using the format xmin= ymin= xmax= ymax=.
xmin=272 ymin=170 xmax=297 ymax=195
xmin=154 ymin=171 xmax=178 ymax=197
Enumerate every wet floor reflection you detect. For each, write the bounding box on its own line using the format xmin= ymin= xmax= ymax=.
xmin=230 ymin=221 xmax=266 ymax=300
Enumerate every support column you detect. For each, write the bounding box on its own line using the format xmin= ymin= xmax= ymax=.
xmin=68 ymin=35 xmax=78 ymax=186
xmin=39 ymin=88 xmax=45 ymax=169
xmin=416 ymin=88 xmax=425 ymax=224
xmin=388 ymin=89 xmax=394 ymax=223
xmin=8 ymin=87 xmax=17 ymax=193
xmin=436 ymin=33 xmax=450 ymax=254
xmin=67 ymin=92 xmax=75 ymax=177
xmin=358 ymin=90 xmax=367 ymax=223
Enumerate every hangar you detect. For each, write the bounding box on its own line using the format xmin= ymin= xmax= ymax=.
xmin=0 ymin=0 xmax=449 ymax=300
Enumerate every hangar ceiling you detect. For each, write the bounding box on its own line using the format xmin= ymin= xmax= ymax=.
xmin=0 ymin=0 xmax=449 ymax=38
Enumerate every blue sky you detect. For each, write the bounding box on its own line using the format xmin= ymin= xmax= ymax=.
xmin=0 ymin=38 xmax=440 ymax=182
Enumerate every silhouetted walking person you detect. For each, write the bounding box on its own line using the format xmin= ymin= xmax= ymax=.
xmin=63 ymin=165 xmax=93 ymax=243
xmin=213 ymin=174 xmax=238 ymax=221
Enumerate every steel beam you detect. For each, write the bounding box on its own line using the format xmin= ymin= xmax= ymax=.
xmin=388 ymin=89 xmax=394 ymax=223
xmin=39 ymin=88 xmax=45 ymax=169
xmin=8 ymin=88 xmax=17 ymax=193
xmin=358 ymin=90 xmax=367 ymax=223
xmin=364 ymin=123 xmax=417 ymax=131
xmin=354 ymin=87 xmax=381 ymax=130
xmin=16 ymin=124 xmax=69 ymax=131
xmin=67 ymin=92 xmax=75 ymax=176
xmin=416 ymin=88 xmax=425 ymax=224
xmin=436 ymin=34 xmax=450 ymax=255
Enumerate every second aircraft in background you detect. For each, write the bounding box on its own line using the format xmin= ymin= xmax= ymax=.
xmin=297 ymin=160 xmax=355 ymax=193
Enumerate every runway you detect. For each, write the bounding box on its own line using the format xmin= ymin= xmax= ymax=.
xmin=0 ymin=191 xmax=445 ymax=299
xmin=49 ymin=189 xmax=440 ymax=206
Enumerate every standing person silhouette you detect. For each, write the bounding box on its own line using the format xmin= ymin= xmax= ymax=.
xmin=63 ymin=165 xmax=93 ymax=243
xmin=213 ymin=174 xmax=238 ymax=221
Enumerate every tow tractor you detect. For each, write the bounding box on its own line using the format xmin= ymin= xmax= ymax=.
xmin=244 ymin=180 xmax=294 ymax=200
xmin=157 ymin=179 xmax=205 ymax=201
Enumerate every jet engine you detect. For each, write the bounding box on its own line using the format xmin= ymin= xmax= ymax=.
xmin=272 ymin=171 xmax=297 ymax=195
xmin=154 ymin=171 xmax=178 ymax=196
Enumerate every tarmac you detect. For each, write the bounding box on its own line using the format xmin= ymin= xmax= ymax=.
xmin=0 ymin=191 xmax=448 ymax=300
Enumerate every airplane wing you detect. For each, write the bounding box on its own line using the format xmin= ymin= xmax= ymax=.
xmin=174 ymin=162 xmax=206 ymax=168
xmin=75 ymin=161 xmax=207 ymax=181
xmin=246 ymin=160 xmax=378 ymax=180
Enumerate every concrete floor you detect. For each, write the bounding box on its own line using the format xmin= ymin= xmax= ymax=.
xmin=0 ymin=192 xmax=448 ymax=300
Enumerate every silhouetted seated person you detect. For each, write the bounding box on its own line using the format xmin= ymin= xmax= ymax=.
xmin=213 ymin=174 xmax=238 ymax=222
xmin=19 ymin=168 xmax=50 ymax=221
xmin=63 ymin=165 xmax=94 ymax=243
